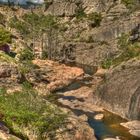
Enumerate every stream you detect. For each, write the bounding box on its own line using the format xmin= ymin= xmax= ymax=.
xmin=52 ymin=76 xmax=140 ymax=140
xmin=55 ymin=97 xmax=140 ymax=140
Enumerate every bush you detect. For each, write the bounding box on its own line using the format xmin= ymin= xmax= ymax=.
xmin=22 ymin=13 xmax=58 ymax=32
xmin=102 ymin=34 xmax=140 ymax=69
xmin=88 ymin=12 xmax=102 ymax=27
xmin=121 ymin=0 xmax=137 ymax=9
xmin=0 ymin=13 xmax=6 ymax=25
xmin=0 ymin=52 xmax=16 ymax=63
xmin=9 ymin=14 xmax=58 ymax=40
xmin=75 ymin=7 xmax=86 ymax=19
xmin=0 ymin=27 xmax=12 ymax=46
xmin=0 ymin=83 xmax=67 ymax=139
xmin=9 ymin=17 xmax=30 ymax=37
xmin=102 ymin=58 xmax=113 ymax=69
xmin=18 ymin=47 xmax=34 ymax=61
xmin=118 ymin=33 xmax=130 ymax=50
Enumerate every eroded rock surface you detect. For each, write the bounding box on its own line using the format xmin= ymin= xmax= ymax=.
xmin=29 ymin=59 xmax=84 ymax=93
xmin=0 ymin=60 xmax=22 ymax=93
xmin=0 ymin=130 xmax=21 ymax=140
xmin=94 ymin=58 xmax=140 ymax=120
xmin=56 ymin=112 xmax=96 ymax=140
xmin=42 ymin=0 xmax=140 ymax=67
xmin=121 ymin=121 xmax=140 ymax=137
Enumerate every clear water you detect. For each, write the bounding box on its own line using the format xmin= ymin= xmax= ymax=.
xmin=88 ymin=111 xmax=140 ymax=140
xmin=52 ymin=90 xmax=140 ymax=140
xmin=49 ymin=71 xmax=140 ymax=140
xmin=58 ymin=102 xmax=140 ymax=140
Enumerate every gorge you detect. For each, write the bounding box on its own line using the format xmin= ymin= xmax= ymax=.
xmin=0 ymin=0 xmax=140 ymax=140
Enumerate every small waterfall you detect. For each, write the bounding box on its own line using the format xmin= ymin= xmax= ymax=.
xmin=128 ymin=87 xmax=140 ymax=120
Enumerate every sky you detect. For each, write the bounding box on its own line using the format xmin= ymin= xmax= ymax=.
xmin=0 ymin=0 xmax=44 ymax=5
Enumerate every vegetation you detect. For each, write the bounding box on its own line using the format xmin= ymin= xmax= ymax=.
xmin=18 ymin=60 xmax=37 ymax=75
xmin=0 ymin=13 xmax=6 ymax=26
xmin=0 ymin=27 xmax=12 ymax=46
xmin=121 ymin=0 xmax=138 ymax=10
xmin=0 ymin=52 xmax=16 ymax=63
xmin=88 ymin=12 xmax=102 ymax=27
xmin=9 ymin=12 xmax=58 ymax=59
xmin=102 ymin=33 xmax=140 ymax=69
xmin=18 ymin=47 xmax=34 ymax=61
xmin=17 ymin=47 xmax=39 ymax=75
xmin=75 ymin=7 xmax=86 ymax=19
xmin=0 ymin=82 xmax=67 ymax=139
xmin=9 ymin=13 xmax=57 ymax=38
xmin=9 ymin=17 xmax=30 ymax=37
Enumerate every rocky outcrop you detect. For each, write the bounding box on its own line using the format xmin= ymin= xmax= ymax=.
xmin=0 ymin=60 xmax=22 ymax=92
xmin=94 ymin=58 xmax=140 ymax=120
xmin=0 ymin=58 xmax=97 ymax=140
xmin=45 ymin=0 xmax=119 ymax=16
xmin=45 ymin=1 xmax=77 ymax=16
xmin=42 ymin=0 xmax=140 ymax=67
xmin=59 ymin=42 xmax=118 ymax=67
xmin=58 ymin=86 xmax=104 ymax=113
xmin=121 ymin=121 xmax=140 ymax=137
xmin=0 ymin=130 xmax=21 ymax=140
xmin=0 ymin=121 xmax=21 ymax=140
xmin=27 ymin=59 xmax=84 ymax=94
xmin=1 ymin=1 xmax=140 ymax=68
xmin=0 ymin=1 xmax=140 ymax=139
xmin=55 ymin=111 xmax=97 ymax=140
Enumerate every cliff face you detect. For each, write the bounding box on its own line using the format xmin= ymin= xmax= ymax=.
xmin=43 ymin=0 xmax=140 ymax=68
xmin=1 ymin=1 xmax=139 ymax=68
xmin=43 ymin=0 xmax=140 ymax=120
xmin=95 ymin=58 xmax=140 ymax=120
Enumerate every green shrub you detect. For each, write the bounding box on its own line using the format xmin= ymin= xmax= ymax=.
xmin=41 ymin=51 xmax=48 ymax=59
xmin=18 ymin=47 xmax=34 ymax=61
xmin=0 ymin=13 xmax=6 ymax=25
xmin=75 ymin=7 xmax=86 ymax=19
xmin=86 ymin=36 xmax=95 ymax=43
xmin=0 ymin=27 xmax=12 ymax=46
xmin=88 ymin=12 xmax=102 ymax=27
xmin=9 ymin=17 xmax=29 ymax=37
xmin=9 ymin=14 xmax=58 ymax=39
xmin=22 ymin=13 xmax=58 ymax=32
xmin=18 ymin=61 xmax=34 ymax=75
xmin=17 ymin=47 xmax=36 ymax=75
xmin=121 ymin=0 xmax=137 ymax=9
xmin=102 ymin=58 xmax=113 ymax=69
xmin=102 ymin=34 xmax=140 ymax=69
xmin=0 ymin=83 xmax=67 ymax=139
xmin=0 ymin=52 xmax=16 ymax=63
xmin=118 ymin=33 xmax=130 ymax=50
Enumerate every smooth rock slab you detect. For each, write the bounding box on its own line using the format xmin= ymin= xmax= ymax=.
xmin=0 ymin=130 xmax=21 ymax=140
xmin=121 ymin=121 xmax=140 ymax=137
xmin=129 ymin=130 xmax=140 ymax=137
xmin=121 ymin=121 xmax=140 ymax=130
xmin=79 ymin=114 xmax=88 ymax=121
xmin=94 ymin=113 xmax=104 ymax=120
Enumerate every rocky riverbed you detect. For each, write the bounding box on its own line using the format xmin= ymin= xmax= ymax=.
xmin=0 ymin=59 xmax=140 ymax=140
xmin=30 ymin=60 xmax=140 ymax=140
